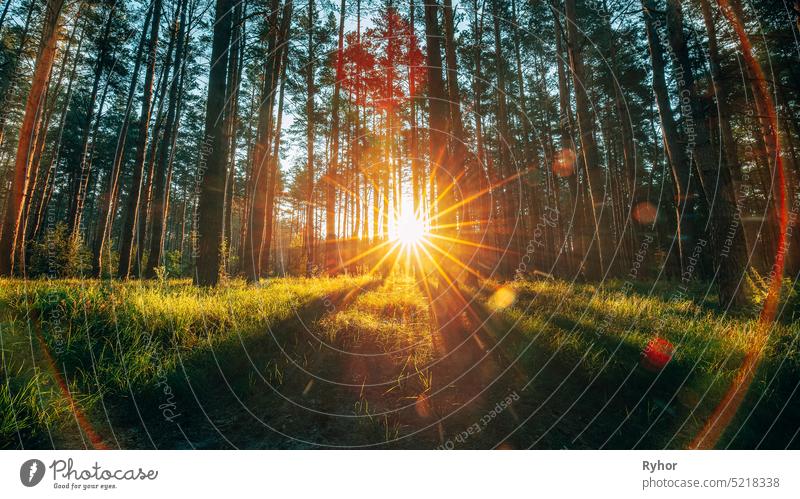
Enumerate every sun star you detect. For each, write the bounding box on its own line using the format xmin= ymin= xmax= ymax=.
xmin=396 ymin=213 xmax=427 ymax=248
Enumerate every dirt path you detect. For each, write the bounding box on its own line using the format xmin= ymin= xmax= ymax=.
xmin=414 ymin=279 xmax=527 ymax=449
xmin=115 ymin=280 xmax=385 ymax=449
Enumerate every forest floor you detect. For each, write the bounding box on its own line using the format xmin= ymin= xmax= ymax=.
xmin=1 ymin=273 xmax=798 ymax=449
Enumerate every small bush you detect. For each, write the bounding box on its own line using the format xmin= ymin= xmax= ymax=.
xmin=27 ymin=223 xmax=91 ymax=278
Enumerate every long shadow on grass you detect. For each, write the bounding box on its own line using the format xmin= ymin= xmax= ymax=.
xmin=102 ymin=279 xmax=384 ymax=449
xmin=413 ymin=277 xmax=531 ymax=449
xmin=719 ymin=326 xmax=800 ymax=449
xmin=414 ymin=278 xmax=740 ymax=449
xmin=509 ymin=313 xmax=734 ymax=449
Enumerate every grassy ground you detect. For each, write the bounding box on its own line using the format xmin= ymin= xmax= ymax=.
xmin=1 ymin=274 xmax=797 ymax=449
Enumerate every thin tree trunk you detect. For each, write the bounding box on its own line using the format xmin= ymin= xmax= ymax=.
xmin=641 ymin=0 xmax=693 ymax=276
xmin=118 ymin=0 xmax=163 ymax=278
xmin=491 ymin=0 xmax=516 ymax=275
xmin=564 ymin=0 xmax=604 ymax=279
xmin=145 ymin=0 xmax=188 ymax=278
xmin=304 ymin=0 xmax=316 ymax=275
xmin=68 ymin=2 xmax=117 ymax=240
xmin=471 ymin=0 xmax=491 ymax=271
xmin=442 ymin=0 xmax=466 ymax=237
xmin=260 ymin=3 xmax=292 ymax=277
xmin=92 ymin=1 xmax=154 ymax=276
xmin=409 ymin=0 xmax=421 ymax=219
xmin=325 ymin=0 xmax=346 ymax=273
xmin=243 ymin=0 xmax=282 ymax=280
xmin=511 ymin=0 xmax=537 ymax=267
xmin=223 ymin=0 xmax=244 ymax=271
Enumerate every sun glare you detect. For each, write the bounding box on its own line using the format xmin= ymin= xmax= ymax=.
xmin=396 ymin=213 xmax=427 ymax=248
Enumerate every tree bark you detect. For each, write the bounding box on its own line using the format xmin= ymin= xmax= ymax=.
xmin=0 ymin=0 xmax=64 ymax=275
xmin=222 ymin=0 xmax=244 ymax=271
xmin=641 ymin=0 xmax=693 ymax=276
xmin=195 ymin=0 xmax=233 ymax=286
xmin=118 ymin=0 xmax=163 ymax=278
xmin=304 ymin=0 xmax=316 ymax=275
xmin=564 ymin=0 xmax=604 ymax=279
xmin=552 ymin=4 xmax=575 ymax=276
xmin=68 ymin=2 xmax=116 ymax=240
xmin=243 ymin=0 xmax=282 ymax=280
xmin=260 ymin=1 xmax=293 ymax=277
xmin=92 ymin=2 xmax=155 ymax=277
xmin=665 ymin=0 xmax=749 ymax=306
xmin=145 ymin=0 xmax=188 ymax=278
xmin=325 ymin=0 xmax=346 ymax=273
xmin=425 ymin=0 xmax=451 ymax=233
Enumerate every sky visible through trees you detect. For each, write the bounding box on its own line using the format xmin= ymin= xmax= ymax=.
xmin=0 ymin=0 xmax=796 ymax=294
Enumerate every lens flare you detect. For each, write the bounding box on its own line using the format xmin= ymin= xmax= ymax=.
xmin=553 ymin=148 xmax=577 ymax=177
xmin=488 ymin=285 xmax=517 ymax=310
xmin=641 ymin=337 xmax=674 ymax=372
xmin=633 ymin=201 xmax=658 ymax=225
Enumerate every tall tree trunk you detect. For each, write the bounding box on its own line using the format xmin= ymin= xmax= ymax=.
xmin=425 ymin=0 xmax=450 ymax=231
xmin=492 ymin=0 xmax=515 ymax=275
xmin=31 ymin=18 xmax=88 ymax=241
xmin=641 ymin=0 xmax=693 ymax=276
xmin=92 ymin=2 xmax=154 ymax=277
xmin=68 ymin=2 xmax=116 ymax=240
xmin=0 ymin=0 xmax=64 ymax=275
xmin=118 ymin=0 xmax=163 ymax=278
xmin=564 ymin=0 xmax=604 ymax=279
xmin=145 ymin=0 xmax=188 ymax=278
xmin=23 ymin=13 xmax=83 ymax=233
xmin=325 ymin=0 xmax=346 ymax=273
xmin=665 ymin=0 xmax=749 ymax=306
xmin=511 ymin=0 xmax=532 ymax=166
xmin=304 ymin=0 xmax=316 ymax=276
xmin=21 ymin=14 xmax=83 ymax=243
xmin=700 ymin=0 xmax=753 ymax=267
xmin=442 ymin=0 xmax=466 ymax=234
xmin=258 ymin=0 xmax=293 ymax=276
xmin=552 ymin=4 xmax=575 ymax=276
xmin=409 ymin=0 xmax=419 ymax=219
xmin=195 ymin=0 xmax=233 ymax=286
xmin=471 ymin=0 xmax=491 ymax=271
xmin=222 ymin=0 xmax=244 ymax=271
xmin=511 ymin=0 xmax=537 ymax=267
xmin=601 ymin=0 xmax=636 ymax=271
xmin=134 ymin=33 xmax=175 ymax=276
xmin=260 ymin=2 xmax=292 ymax=277
xmin=243 ymin=0 xmax=282 ymax=281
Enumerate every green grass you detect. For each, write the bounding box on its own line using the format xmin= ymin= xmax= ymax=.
xmin=0 ymin=363 xmax=64 ymax=446
xmin=475 ymin=279 xmax=799 ymax=448
xmin=320 ymin=274 xmax=432 ymax=361
xmin=0 ymin=275 xmax=376 ymax=447
xmin=0 ymin=274 xmax=797 ymax=449
xmin=314 ymin=275 xmax=435 ymax=444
